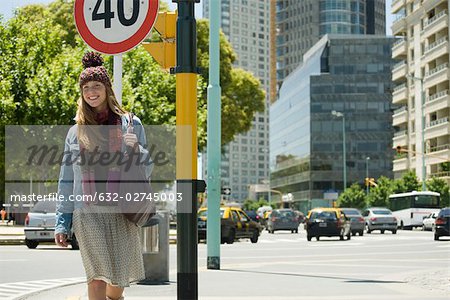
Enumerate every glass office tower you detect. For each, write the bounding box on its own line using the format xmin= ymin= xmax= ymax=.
xmin=270 ymin=35 xmax=395 ymax=212
xmin=275 ymin=0 xmax=386 ymax=90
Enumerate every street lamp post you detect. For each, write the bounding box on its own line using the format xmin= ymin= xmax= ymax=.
xmin=366 ymin=157 xmax=370 ymax=195
xmin=407 ymin=75 xmax=427 ymax=191
xmin=332 ymin=110 xmax=347 ymax=190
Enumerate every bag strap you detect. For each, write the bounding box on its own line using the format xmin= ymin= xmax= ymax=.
xmin=127 ymin=112 xmax=134 ymax=133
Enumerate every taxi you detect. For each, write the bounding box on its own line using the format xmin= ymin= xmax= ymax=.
xmin=198 ymin=206 xmax=261 ymax=244
xmin=304 ymin=207 xmax=351 ymax=241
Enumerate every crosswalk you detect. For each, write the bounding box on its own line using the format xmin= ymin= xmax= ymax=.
xmin=0 ymin=277 xmax=85 ymax=300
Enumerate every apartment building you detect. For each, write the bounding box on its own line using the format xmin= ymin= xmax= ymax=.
xmin=391 ymin=0 xmax=450 ymax=184
xmin=203 ymin=0 xmax=271 ymax=201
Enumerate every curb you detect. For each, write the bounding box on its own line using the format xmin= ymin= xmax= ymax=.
xmin=0 ymin=238 xmax=177 ymax=246
xmin=0 ymin=239 xmax=25 ymax=245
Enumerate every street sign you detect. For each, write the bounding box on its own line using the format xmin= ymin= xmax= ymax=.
xmin=221 ymin=187 xmax=231 ymax=195
xmin=74 ymin=0 xmax=159 ymax=55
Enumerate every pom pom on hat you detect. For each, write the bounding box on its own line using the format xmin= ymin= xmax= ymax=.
xmin=79 ymin=52 xmax=112 ymax=87
xmin=82 ymin=52 xmax=104 ymax=69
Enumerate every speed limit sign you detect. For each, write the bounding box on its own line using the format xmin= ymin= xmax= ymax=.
xmin=74 ymin=0 xmax=159 ymax=55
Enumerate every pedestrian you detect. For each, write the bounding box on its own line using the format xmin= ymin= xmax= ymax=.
xmin=1 ymin=208 xmax=6 ymax=223
xmin=55 ymin=52 xmax=153 ymax=300
xmin=6 ymin=210 xmax=15 ymax=225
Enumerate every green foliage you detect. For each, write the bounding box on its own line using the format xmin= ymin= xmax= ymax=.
xmin=367 ymin=176 xmax=393 ymax=208
xmin=427 ymin=177 xmax=450 ymax=207
xmin=392 ymin=171 xmax=420 ymax=193
xmin=336 ymin=183 xmax=366 ymax=209
xmin=242 ymin=198 xmax=270 ymax=211
xmin=0 ymin=1 xmax=266 ymax=203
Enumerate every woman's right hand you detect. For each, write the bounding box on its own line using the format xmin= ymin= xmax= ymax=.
xmin=55 ymin=233 xmax=69 ymax=247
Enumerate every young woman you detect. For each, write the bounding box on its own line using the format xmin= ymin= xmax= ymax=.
xmin=55 ymin=52 xmax=152 ymax=300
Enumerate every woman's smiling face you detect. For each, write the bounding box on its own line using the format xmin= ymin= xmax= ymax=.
xmin=82 ymin=81 xmax=107 ymax=112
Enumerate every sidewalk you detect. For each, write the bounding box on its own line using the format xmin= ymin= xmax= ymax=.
xmin=0 ymin=223 xmax=26 ymax=245
xmin=21 ymin=267 xmax=450 ymax=300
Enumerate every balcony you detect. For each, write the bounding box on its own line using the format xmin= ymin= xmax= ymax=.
xmin=393 ymin=155 xmax=409 ymax=172
xmin=392 ymin=17 xmax=407 ymax=36
xmin=424 ymin=63 xmax=450 ymax=89
xmin=425 ymin=117 xmax=450 ymax=139
xmin=392 ymin=83 xmax=408 ymax=104
xmin=392 ymin=60 xmax=407 ymax=81
xmin=392 ymin=39 xmax=407 ymax=59
xmin=427 ymin=144 xmax=450 ymax=165
xmin=425 ymin=90 xmax=450 ymax=114
xmin=391 ymin=0 xmax=405 ymax=14
xmin=393 ymin=106 xmax=408 ymax=126
xmin=428 ymin=171 xmax=450 ymax=179
xmin=422 ymin=38 xmax=449 ymax=65
xmin=393 ymin=130 xmax=408 ymax=146
xmin=421 ymin=10 xmax=448 ymax=39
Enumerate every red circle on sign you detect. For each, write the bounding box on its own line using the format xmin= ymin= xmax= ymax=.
xmin=74 ymin=0 xmax=159 ymax=55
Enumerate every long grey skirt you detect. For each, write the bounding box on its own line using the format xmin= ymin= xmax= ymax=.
xmin=73 ymin=205 xmax=145 ymax=288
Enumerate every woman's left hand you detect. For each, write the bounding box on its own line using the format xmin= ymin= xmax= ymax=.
xmin=123 ymin=133 xmax=138 ymax=149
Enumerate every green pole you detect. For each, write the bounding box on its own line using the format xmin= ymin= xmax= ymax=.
xmin=206 ymin=0 xmax=221 ymax=270
xmin=343 ymin=114 xmax=347 ymax=190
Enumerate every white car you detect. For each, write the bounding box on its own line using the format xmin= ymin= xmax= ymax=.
xmin=422 ymin=212 xmax=438 ymax=231
xmin=24 ymin=198 xmax=78 ymax=249
xmin=362 ymin=207 xmax=397 ymax=234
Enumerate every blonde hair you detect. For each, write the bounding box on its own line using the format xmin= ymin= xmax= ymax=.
xmin=76 ymin=83 xmax=127 ymax=150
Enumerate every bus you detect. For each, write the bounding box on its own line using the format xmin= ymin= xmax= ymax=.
xmin=389 ymin=191 xmax=441 ymax=229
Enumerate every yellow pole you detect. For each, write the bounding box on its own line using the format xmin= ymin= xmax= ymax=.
xmin=176 ymin=73 xmax=198 ymax=180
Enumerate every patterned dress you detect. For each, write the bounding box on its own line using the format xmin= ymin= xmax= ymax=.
xmin=73 ymin=205 xmax=145 ymax=287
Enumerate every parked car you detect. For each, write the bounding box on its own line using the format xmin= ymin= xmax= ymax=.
xmin=434 ymin=207 xmax=450 ymax=241
xmin=362 ymin=207 xmax=397 ymax=234
xmin=422 ymin=212 xmax=438 ymax=231
xmin=197 ymin=206 xmax=261 ymax=244
xmin=24 ymin=198 xmax=78 ymax=249
xmin=340 ymin=208 xmax=365 ymax=236
xmin=266 ymin=209 xmax=299 ymax=234
xmin=304 ymin=208 xmax=351 ymax=241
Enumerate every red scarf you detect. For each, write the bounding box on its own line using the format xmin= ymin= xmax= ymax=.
xmin=79 ymin=109 xmax=123 ymax=201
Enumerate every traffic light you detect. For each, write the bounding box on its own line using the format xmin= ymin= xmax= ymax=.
xmin=143 ymin=11 xmax=177 ymax=70
xmin=365 ymin=178 xmax=377 ymax=187
xmin=396 ymin=145 xmax=403 ymax=154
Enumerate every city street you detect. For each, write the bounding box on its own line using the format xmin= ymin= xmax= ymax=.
xmin=0 ymin=228 xmax=449 ymax=299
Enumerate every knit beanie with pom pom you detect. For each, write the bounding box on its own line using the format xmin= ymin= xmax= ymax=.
xmin=79 ymin=52 xmax=112 ymax=87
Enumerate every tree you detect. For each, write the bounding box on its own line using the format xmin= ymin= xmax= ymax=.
xmin=336 ymin=183 xmax=366 ymax=209
xmin=427 ymin=177 xmax=450 ymax=207
xmin=392 ymin=171 xmax=420 ymax=194
xmin=242 ymin=198 xmax=271 ymax=211
xmin=367 ymin=176 xmax=393 ymax=208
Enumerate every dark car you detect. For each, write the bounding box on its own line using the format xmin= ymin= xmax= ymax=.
xmin=305 ymin=208 xmax=351 ymax=241
xmin=434 ymin=207 xmax=450 ymax=241
xmin=197 ymin=207 xmax=261 ymax=244
xmin=266 ymin=209 xmax=299 ymax=233
xmin=340 ymin=208 xmax=365 ymax=236
xmin=244 ymin=210 xmax=261 ymax=223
